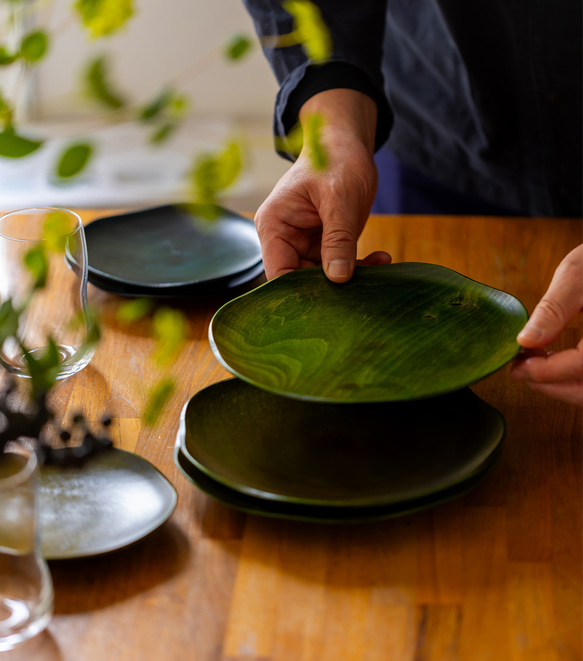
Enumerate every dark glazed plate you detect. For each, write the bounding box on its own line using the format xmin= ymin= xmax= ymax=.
xmin=210 ymin=263 xmax=528 ymax=402
xmin=175 ymin=445 xmax=502 ymax=524
xmin=84 ymin=204 xmax=262 ymax=289
xmin=40 ymin=449 xmax=177 ymax=559
xmin=176 ymin=378 xmax=505 ymax=509
xmin=87 ymin=260 xmax=265 ymax=298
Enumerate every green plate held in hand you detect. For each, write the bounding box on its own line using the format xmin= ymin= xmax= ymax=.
xmin=209 ymin=263 xmax=528 ymax=402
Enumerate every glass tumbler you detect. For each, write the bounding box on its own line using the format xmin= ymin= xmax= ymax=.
xmin=0 ymin=207 xmax=94 ymax=379
xmin=0 ymin=448 xmax=53 ymax=651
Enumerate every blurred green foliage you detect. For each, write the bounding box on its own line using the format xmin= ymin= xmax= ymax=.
xmin=0 ymin=126 xmax=42 ymax=157
xmin=56 ymin=142 xmax=93 ymax=179
xmin=283 ymin=0 xmax=331 ymax=63
xmin=0 ymin=0 xmax=333 ymax=430
xmin=19 ymin=30 xmax=49 ymax=63
xmin=0 ymin=0 xmax=330 ymax=199
xmin=116 ymin=299 xmax=187 ymax=425
xmin=223 ymin=34 xmax=252 ymax=61
xmin=189 ymin=141 xmax=243 ymax=219
xmin=74 ymin=0 xmax=134 ymax=39
xmin=85 ymin=55 xmax=127 ymax=109
xmin=23 ymin=243 xmax=48 ymax=289
xmin=143 ymin=377 xmax=175 ymax=427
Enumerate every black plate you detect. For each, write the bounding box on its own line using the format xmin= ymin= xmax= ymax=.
xmin=84 ymin=204 xmax=262 ymax=290
xmin=40 ymin=449 xmax=177 ymax=559
xmin=87 ymin=260 xmax=265 ymax=298
xmin=176 ymin=378 xmax=505 ymax=512
xmin=175 ymin=446 xmax=502 ymax=524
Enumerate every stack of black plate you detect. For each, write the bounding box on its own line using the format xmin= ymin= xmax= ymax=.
xmin=82 ymin=204 xmax=264 ymax=297
xmin=175 ymin=378 xmax=505 ymax=524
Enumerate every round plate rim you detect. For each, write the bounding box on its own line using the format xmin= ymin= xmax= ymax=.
xmin=174 ymin=443 xmax=503 ymax=524
xmin=86 ymin=260 xmax=265 ymax=298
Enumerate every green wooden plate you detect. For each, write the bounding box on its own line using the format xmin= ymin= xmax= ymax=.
xmin=209 ymin=263 xmax=528 ymax=402
xmin=176 ymin=378 xmax=505 ymax=508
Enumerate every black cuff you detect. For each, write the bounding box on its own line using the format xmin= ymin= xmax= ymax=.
xmin=282 ymin=61 xmax=393 ymax=152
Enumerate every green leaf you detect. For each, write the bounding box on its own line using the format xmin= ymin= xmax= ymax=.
xmin=275 ymin=122 xmax=303 ymax=158
xmin=116 ymin=298 xmax=153 ymax=324
xmin=304 ymin=113 xmax=327 ymax=170
xmin=190 ymin=141 xmax=243 ymax=211
xmin=0 ymin=300 xmax=20 ymax=345
xmin=0 ymin=46 xmax=18 ymax=66
xmin=152 ymin=308 xmax=187 ymax=367
xmin=74 ymin=0 xmax=135 ymax=39
xmin=55 ymin=142 xmax=93 ymax=179
xmin=0 ymin=127 xmax=43 ymax=158
xmin=43 ymin=210 xmax=73 ymax=252
xmin=143 ymin=377 xmax=175 ymax=426
xmin=85 ymin=55 xmax=126 ymax=109
xmin=19 ymin=30 xmax=49 ymax=64
xmin=223 ymin=34 xmax=253 ymax=61
xmin=23 ymin=244 xmax=48 ymax=289
xmin=68 ymin=305 xmax=101 ymax=358
xmin=138 ymin=88 xmax=173 ymax=122
xmin=22 ymin=338 xmax=61 ymax=400
xmin=283 ymin=0 xmax=332 ymax=63
xmin=0 ymin=94 xmax=13 ymax=129
xmin=216 ymin=141 xmax=243 ymax=189
xmin=138 ymin=89 xmax=188 ymax=145
xmin=149 ymin=121 xmax=176 ymax=145
xmin=169 ymin=94 xmax=189 ymax=117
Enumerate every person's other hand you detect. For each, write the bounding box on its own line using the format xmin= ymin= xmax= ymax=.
xmin=510 ymin=244 xmax=583 ymax=406
xmin=254 ymin=89 xmax=392 ymax=282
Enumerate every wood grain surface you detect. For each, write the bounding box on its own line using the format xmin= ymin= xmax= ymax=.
xmin=2 ymin=211 xmax=581 ymax=661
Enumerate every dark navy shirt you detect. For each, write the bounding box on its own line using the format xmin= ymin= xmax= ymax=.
xmin=243 ymin=0 xmax=582 ymax=217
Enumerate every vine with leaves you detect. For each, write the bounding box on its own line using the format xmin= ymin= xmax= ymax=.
xmin=0 ymin=0 xmax=332 ymax=464
xmin=0 ymin=0 xmax=331 ymax=206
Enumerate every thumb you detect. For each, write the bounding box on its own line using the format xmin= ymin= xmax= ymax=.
xmin=518 ymin=246 xmax=583 ymax=348
xmin=320 ymin=216 xmax=359 ymax=283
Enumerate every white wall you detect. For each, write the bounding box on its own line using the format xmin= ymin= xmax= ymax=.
xmin=32 ymin=0 xmax=279 ymax=122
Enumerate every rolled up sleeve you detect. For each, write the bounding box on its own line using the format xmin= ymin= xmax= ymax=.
xmin=242 ymin=0 xmax=393 ymax=159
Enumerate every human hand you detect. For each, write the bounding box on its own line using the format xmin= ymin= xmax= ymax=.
xmin=510 ymin=244 xmax=583 ymax=406
xmin=254 ymin=89 xmax=392 ymax=282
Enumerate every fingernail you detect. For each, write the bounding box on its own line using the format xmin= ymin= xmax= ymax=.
xmin=517 ymin=324 xmax=543 ymax=342
xmin=327 ymin=259 xmax=352 ymax=280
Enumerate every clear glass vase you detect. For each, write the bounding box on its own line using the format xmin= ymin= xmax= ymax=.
xmin=0 ymin=448 xmax=53 ymax=651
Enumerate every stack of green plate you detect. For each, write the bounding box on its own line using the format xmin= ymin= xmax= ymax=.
xmin=175 ymin=263 xmax=527 ymax=523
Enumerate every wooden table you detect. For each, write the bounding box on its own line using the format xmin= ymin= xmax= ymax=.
xmin=4 ymin=213 xmax=582 ymax=661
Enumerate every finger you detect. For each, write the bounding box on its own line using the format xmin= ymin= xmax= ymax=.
xmin=509 ymin=343 xmax=583 ymax=384
xmin=518 ymin=245 xmax=583 ymax=348
xmin=357 ymin=251 xmax=393 ymax=266
xmin=260 ymin=235 xmax=302 ymax=280
xmin=319 ymin=216 xmax=359 ymax=283
xmin=526 ymin=380 xmax=583 ymax=408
